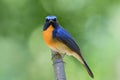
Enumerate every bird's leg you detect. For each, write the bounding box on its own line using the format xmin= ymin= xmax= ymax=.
xmin=62 ymin=53 xmax=66 ymax=58
xmin=60 ymin=53 xmax=66 ymax=64
xmin=51 ymin=50 xmax=61 ymax=60
xmin=51 ymin=50 xmax=66 ymax=63
xmin=51 ymin=50 xmax=64 ymax=65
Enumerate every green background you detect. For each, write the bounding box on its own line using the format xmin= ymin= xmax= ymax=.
xmin=0 ymin=0 xmax=120 ymax=80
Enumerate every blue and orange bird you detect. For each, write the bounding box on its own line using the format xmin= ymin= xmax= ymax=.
xmin=42 ymin=16 xmax=94 ymax=78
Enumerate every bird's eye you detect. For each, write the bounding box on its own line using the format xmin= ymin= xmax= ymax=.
xmin=46 ymin=19 xmax=49 ymax=22
xmin=53 ymin=18 xmax=56 ymax=21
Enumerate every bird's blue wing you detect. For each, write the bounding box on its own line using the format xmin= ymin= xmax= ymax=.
xmin=53 ymin=27 xmax=94 ymax=78
xmin=53 ymin=27 xmax=80 ymax=54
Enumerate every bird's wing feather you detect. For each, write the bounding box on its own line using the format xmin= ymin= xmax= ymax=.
xmin=53 ymin=27 xmax=94 ymax=78
xmin=53 ymin=27 xmax=80 ymax=54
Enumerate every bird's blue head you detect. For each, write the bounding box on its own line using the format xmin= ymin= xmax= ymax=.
xmin=46 ymin=16 xmax=56 ymax=21
xmin=43 ymin=16 xmax=59 ymax=30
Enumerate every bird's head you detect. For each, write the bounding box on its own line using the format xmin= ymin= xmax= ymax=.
xmin=43 ymin=16 xmax=59 ymax=30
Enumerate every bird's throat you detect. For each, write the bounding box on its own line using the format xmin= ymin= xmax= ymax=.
xmin=42 ymin=25 xmax=55 ymax=45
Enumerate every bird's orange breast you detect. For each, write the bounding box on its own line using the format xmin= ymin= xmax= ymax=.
xmin=42 ymin=25 xmax=55 ymax=46
xmin=42 ymin=25 xmax=73 ymax=54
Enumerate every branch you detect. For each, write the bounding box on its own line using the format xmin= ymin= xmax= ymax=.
xmin=51 ymin=50 xmax=66 ymax=80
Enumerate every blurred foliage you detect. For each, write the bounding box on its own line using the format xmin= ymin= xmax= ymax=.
xmin=0 ymin=0 xmax=120 ymax=80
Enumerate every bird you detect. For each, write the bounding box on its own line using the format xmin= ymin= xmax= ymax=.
xmin=42 ymin=15 xmax=94 ymax=78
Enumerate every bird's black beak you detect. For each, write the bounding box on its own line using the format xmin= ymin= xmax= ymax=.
xmin=49 ymin=20 xmax=54 ymax=23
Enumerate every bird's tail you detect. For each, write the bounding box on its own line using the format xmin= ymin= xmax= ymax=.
xmin=72 ymin=52 xmax=94 ymax=78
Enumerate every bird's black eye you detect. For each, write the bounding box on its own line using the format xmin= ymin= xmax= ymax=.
xmin=46 ymin=19 xmax=49 ymax=22
xmin=53 ymin=18 xmax=56 ymax=22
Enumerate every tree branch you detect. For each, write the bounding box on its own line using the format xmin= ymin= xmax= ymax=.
xmin=51 ymin=50 xmax=66 ymax=80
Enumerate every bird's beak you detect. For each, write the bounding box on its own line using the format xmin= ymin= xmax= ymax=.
xmin=49 ymin=20 xmax=54 ymax=23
